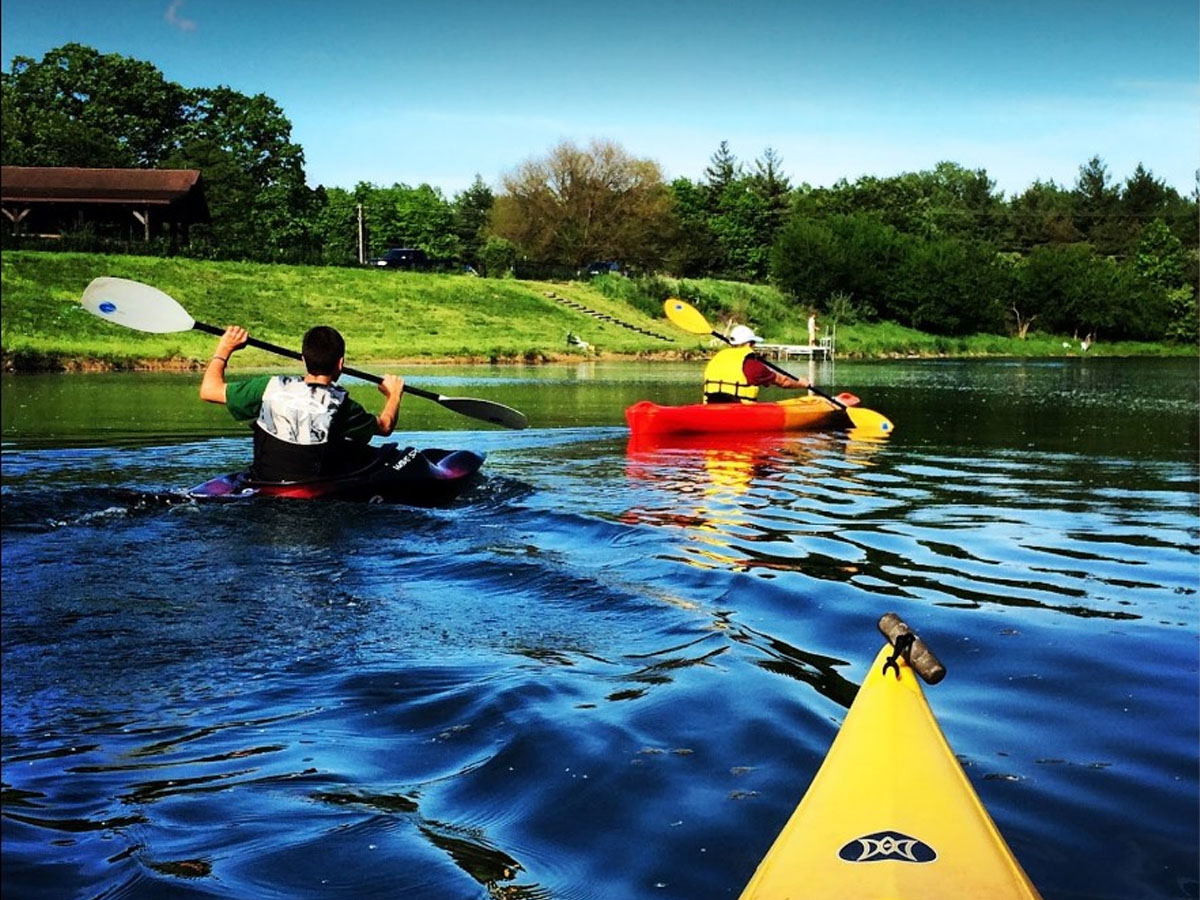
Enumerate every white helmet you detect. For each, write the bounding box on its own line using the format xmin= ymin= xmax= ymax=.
xmin=728 ymin=324 xmax=763 ymax=346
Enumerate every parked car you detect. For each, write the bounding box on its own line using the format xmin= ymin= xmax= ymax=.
xmin=579 ymin=260 xmax=624 ymax=278
xmin=367 ymin=247 xmax=430 ymax=269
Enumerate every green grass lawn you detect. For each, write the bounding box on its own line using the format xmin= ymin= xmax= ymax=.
xmin=1 ymin=251 xmax=687 ymax=368
xmin=1 ymin=250 xmax=1191 ymax=370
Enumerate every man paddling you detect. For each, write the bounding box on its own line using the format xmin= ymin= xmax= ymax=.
xmin=702 ymin=324 xmax=809 ymax=403
xmin=200 ymin=325 xmax=405 ymax=481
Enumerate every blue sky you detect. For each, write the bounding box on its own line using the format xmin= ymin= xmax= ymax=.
xmin=2 ymin=0 xmax=1196 ymax=198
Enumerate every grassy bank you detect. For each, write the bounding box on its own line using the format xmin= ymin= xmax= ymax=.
xmin=1 ymin=251 xmax=1192 ymax=371
xmin=0 ymin=251 xmax=687 ymax=370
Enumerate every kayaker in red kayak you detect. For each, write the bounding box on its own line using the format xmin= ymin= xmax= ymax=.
xmin=702 ymin=325 xmax=810 ymax=403
xmin=200 ymin=324 xmax=405 ymax=481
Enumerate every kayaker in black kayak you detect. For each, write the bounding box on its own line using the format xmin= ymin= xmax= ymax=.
xmin=702 ymin=325 xmax=809 ymax=403
xmin=200 ymin=324 xmax=405 ymax=481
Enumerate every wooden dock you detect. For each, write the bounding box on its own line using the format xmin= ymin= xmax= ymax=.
xmin=757 ymin=333 xmax=836 ymax=361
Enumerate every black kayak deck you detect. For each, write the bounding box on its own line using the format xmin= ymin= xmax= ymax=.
xmin=188 ymin=444 xmax=485 ymax=506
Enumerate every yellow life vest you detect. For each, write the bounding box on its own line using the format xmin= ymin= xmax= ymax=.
xmin=703 ymin=347 xmax=758 ymax=401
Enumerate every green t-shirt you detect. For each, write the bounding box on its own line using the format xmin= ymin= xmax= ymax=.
xmin=225 ymin=375 xmax=377 ymax=443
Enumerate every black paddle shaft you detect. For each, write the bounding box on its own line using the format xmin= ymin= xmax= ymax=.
xmin=192 ymin=321 xmax=442 ymax=401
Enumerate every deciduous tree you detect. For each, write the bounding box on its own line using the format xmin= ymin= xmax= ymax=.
xmin=1 ymin=43 xmax=184 ymax=167
xmin=492 ymin=139 xmax=672 ymax=270
xmin=664 ymin=177 xmax=721 ymax=277
xmin=3 ymin=43 xmax=318 ymax=262
xmin=164 ymin=85 xmax=315 ymax=261
xmin=359 ymin=182 xmax=461 ymax=262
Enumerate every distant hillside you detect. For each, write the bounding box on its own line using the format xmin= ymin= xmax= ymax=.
xmin=0 ymin=251 xmax=699 ymax=370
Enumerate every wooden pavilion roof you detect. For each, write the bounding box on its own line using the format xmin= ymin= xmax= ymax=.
xmin=1 ymin=166 xmax=205 ymax=207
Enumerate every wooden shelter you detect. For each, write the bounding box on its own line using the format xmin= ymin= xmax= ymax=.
xmin=0 ymin=166 xmax=210 ymax=242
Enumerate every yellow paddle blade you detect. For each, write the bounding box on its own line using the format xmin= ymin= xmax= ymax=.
xmin=663 ymin=298 xmax=713 ymax=335
xmin=844 ymin=405 xmax=894 ymax=434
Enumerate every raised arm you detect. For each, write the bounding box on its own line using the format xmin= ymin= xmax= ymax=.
xmin=199 ymin=326 xmax=248 ymax=404
xmin=374 ymin=374 xmax=405 ymax=435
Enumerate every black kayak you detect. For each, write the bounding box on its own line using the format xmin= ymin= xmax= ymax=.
xmin=188 ymin=443 xmax=485 ymax=506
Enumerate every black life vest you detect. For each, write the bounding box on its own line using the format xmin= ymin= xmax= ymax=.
xmin=249 ymin=376 xmax=357 ymax=481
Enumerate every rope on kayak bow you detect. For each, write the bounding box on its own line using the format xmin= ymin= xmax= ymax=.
xmin=882 ymin=633 xmax=916 ymax=679
xmin=877 ymin=613 xmax=947 ymax=684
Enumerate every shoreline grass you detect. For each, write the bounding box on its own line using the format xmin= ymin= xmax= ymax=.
xmin=2 ymin=250 xmax=1193 ymax=372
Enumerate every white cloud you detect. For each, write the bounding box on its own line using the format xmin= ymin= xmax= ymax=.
xmin=165 ymin=0 xmax=196 ymax=32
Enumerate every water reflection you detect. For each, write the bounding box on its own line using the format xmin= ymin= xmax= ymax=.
xmin=622 ymin=431 xmax=893 ymax=578
xmin=619 ymin=426 xmax=1194 ymax=624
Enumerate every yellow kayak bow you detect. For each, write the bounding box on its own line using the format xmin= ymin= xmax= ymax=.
xmin=738 ymin=614 xmax=1043 ymax=900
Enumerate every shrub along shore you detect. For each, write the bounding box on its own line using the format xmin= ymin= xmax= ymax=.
xmin=1 ymin=251 xmax=1192 ymax=373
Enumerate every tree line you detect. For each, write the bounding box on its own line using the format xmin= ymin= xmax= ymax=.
xmin=3 ymin=43 xmax=1196 ymax=342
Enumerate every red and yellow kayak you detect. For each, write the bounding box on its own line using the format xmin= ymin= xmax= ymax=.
xmin=738 ymin=616 xmax=1043 ymax=900
xmin=625 ymin=394 xmax=860 ymax=436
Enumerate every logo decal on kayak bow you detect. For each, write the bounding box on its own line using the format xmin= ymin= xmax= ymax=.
xmin=838 ymin=831 xmax=936 ymax=863
xmin=98 ymin=301 xmax=117 ymax=314
xmin=389 ymin=447 xmax=419 ymax=471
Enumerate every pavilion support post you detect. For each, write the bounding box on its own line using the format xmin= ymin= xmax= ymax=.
xmin=2 ymin=206 xmax=31 ymax=236
xmin=132 ymin=208 xmax=151 ymax=241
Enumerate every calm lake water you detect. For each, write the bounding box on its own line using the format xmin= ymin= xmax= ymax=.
xmin=2 ymin=357 xmax=1198 ymax=900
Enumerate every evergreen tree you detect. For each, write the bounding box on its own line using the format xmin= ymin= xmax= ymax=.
xmin=1122 ymin=164 xmax=1171 ymax=220
xmin=1072 ymin=155 xmax=1122 ymax=253
xmin=703 ymin=140 xmax=741 ymax=203
xmin=453 ymin=175 xmax=495 ymax=269
xmin=748 ymin=147 xmax=793 ymax=238
xmin=1007 ymin=179 xmax=1080 ymax=250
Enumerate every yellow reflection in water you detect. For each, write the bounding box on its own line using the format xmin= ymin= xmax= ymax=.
xmin=623 ymin=429 xmax=890 ymax=575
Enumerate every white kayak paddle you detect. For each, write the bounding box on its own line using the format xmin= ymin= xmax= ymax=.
xmin=80 ymin=276 xmax=528 ymax=430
